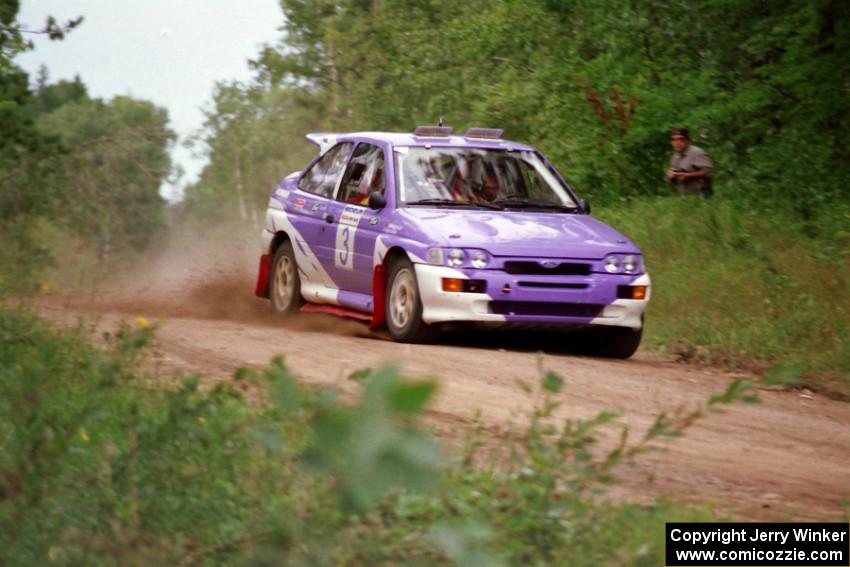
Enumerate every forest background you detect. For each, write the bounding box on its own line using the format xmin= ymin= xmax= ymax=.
xmin=2 ymin=1 xmax=850 ymax=564
xmin=2 ymin=0 xmax=849 ymax=389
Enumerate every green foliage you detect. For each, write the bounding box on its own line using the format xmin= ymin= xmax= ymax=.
xmin=1 ymin=3 xmax=172 ymax=292
xmin=596 ymin=197 xmax=850 ymax=395
xmin=0 ymin=310 xmax=287 ymax=564
xmin=32 ymin=73 xmax=87 ymax=114
xmin=180 ymin=83 xmax=323 ymax=225
xmin=36 ymin=94 xmax=174 ymax=256
xmin=0 ymin=87 xmax=175 ymax=292
xmin=1 ymin=307 xmax=748 ymax=565
xmin=300 ymin=366 xmax=443 ymax=513
xmin=708 ymin=379 xmax=759 ymax=407
xmin=0 ymin=215 xmax=53 ymax=296
xmin=0 ymin=4 xmax=82 ymax=58
xmin=0 ymin=4 xmax=83 ymax=216
xmin=762 ymin=362 xmax=806 ymax=387
xmin=227 ymin=0 xmax=848 ymax=206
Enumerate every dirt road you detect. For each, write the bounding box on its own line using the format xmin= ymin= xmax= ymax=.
xmin=34 ymin=240 xmax=850 ymax=521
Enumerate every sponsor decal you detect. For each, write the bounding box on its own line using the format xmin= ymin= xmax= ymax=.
xmin=275 ymin=188 xmax=290 ymax=199
xmin=368 ymin=217 xmax=379 ymax=226
xmin=294 ymin=198 xmax=306 ymax=209
xmin=310 ymin=202 xmax=322 ymax=212
xmin=339 ymin=208 xmax=362 ymax=227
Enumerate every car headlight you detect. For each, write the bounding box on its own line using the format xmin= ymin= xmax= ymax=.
xmin=604 ymin=255 xmax=621 ymax=273
xmin=426 ymin=247 xmax=443 ymax=265
xmin=470 ymin=250 xmax=489 ymax=269
xmin=432 ymin=248 xmax=491 ymax=268
xmin=604 ymin=254 xmax=642 ymax=274
xmin=447 ymin=248 xmax=465 ymax=267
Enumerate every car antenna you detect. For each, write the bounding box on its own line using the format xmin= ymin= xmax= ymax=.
xmin=438 ymin=116 xmax=443 ymax=127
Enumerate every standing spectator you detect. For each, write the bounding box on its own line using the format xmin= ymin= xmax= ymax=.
xmin=667 ymin=128 xmax=713 ymax=198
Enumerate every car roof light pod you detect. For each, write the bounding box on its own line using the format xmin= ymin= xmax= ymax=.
xmin=413 ymin=125 xmax=453 ymax=137
xmin=463 ymin=128 xmax=504 ymax=140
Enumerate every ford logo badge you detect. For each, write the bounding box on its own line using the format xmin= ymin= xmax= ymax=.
xmin=540 ymin=260 xmax=558 ymax=269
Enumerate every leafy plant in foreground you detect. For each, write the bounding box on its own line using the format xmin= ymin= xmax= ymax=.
xmin=0 ymin=308 xmax=757 ymax=565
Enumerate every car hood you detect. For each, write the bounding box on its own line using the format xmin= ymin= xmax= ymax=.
xmin=397 ymin=208 xmax=639 ymax=259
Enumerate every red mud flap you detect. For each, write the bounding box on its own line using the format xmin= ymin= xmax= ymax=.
xmin=254 ymin=254 xmax=271 ymax=298
xmin=370 ymin=264 xmax=387 ymax=330
xmin=301 ymin=303 xmax=371 ymax=322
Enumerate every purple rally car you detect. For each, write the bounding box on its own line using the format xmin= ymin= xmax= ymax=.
xmin=255 ymin=126 xmax=650 ymax=357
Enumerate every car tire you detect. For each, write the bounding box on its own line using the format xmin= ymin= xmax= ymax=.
xmin=385 ymin=256 xmax=438 ymax=343
xmin=270 ymin=240 xmax=304 ymax=316
xmin=593 ymin=324 xmax=643 ymax=359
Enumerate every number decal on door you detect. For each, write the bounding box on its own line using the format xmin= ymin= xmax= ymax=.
xmin=334 ymin=207 xmax=363 ymax=270
xmin=339 ymin=227 xmax=350 ymax=265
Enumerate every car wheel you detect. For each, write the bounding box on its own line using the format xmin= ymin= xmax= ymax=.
xmin=270 ymin=240 xmax=304 ymax=316
xmin=385 ymin=257 xmax=438 ymax=343
xmin=593 ymin=324 xmax=643 ymax=359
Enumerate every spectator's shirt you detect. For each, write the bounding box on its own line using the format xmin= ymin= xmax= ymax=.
xmin=670 ymin=144 xmax=713 ymax=195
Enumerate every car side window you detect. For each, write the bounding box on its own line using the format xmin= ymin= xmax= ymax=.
xmin=298 ymin=142 xmax=353 ymax=198
xmin=337 ymin=143 xmax=385 ymax=205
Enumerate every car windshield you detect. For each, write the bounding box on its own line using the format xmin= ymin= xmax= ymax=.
xmin=395 ymin=146 xmax=577 ymax=209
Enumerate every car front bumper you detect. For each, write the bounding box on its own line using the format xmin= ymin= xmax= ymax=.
xmin=415 ymin=264 xmax=650 ymax=330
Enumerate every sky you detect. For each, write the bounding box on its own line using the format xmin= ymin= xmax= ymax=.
xmin=15 ymin=1 xmax=283 ymax=201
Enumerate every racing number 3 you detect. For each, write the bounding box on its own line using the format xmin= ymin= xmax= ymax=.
xmin=339 ymin=226 xmax=350 ymax=266
xmin=334 ymin=209 xmax=362 ymax=271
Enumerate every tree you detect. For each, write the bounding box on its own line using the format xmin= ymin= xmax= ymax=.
xmin=187 ymin=0 xmax=850 ymax=220
xmin=0 ymin=2 xmax=175 ymax=294
xmin=181 ymin=81 xmax=322 ymax=223
xmin=37 ymin=96 xmax=174 ymax=261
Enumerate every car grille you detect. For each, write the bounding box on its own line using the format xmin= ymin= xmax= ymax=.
xmin=517 ymin=281 xmax=589 ymax=289
xmin=490 ymin=301 xmax=603 ymax=317
xmin=502 ymin=261 xmax=591 ymax=276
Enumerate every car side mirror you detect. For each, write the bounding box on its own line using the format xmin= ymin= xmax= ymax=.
xmin=578 ymin=198 xmax=591 ymax=215
xmin=368 ymin=192 xmax=387 ymax=210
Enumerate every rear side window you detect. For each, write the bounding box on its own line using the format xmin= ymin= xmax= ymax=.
xmin=298 ymin=142 xmax=353 ymax=197
xmin=338 ymin=143 xmax=385 ymax=205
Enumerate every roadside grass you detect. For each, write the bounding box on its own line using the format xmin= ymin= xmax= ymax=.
xmin=0 ymin=306 xmax=746 ymax=566
xmin=597 ymin=197 xmax=850 ymax=398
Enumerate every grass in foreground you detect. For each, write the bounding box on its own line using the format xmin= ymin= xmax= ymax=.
xmin=0 ymin=306 xmax=755 ymax=565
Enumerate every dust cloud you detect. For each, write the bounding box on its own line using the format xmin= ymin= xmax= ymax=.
xmin=60 ymin=224 xmax=372 ymax=338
